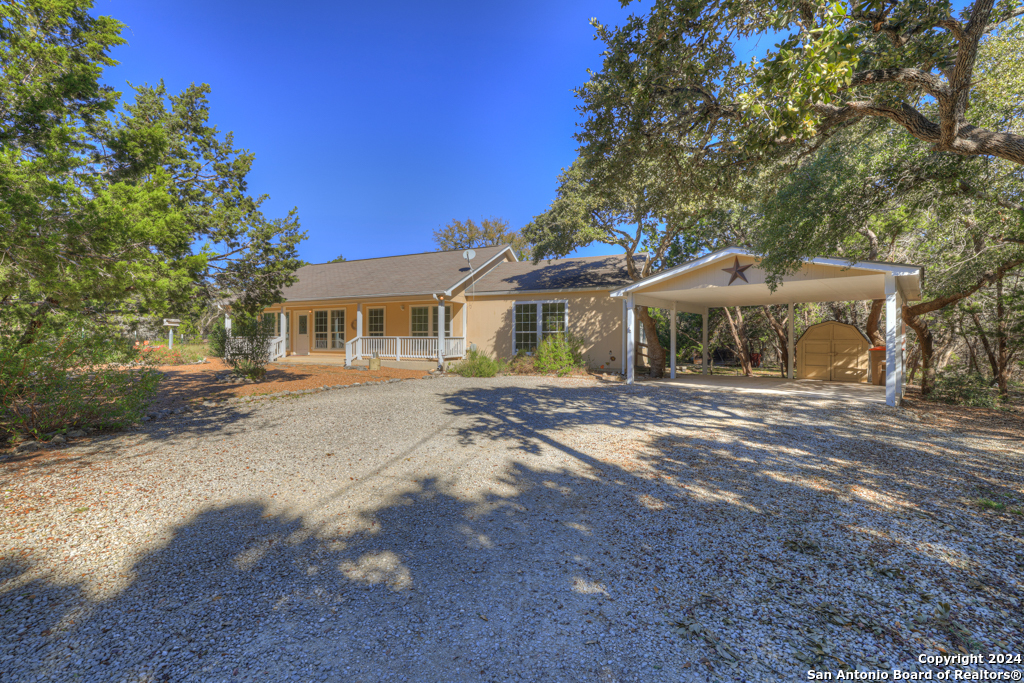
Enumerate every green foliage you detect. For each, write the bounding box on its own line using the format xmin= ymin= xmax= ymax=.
xmin=207 ymin=318 xmax=227 ymax=357
xmin=449 ymin=350 xmax=503 ymax=378
xmin=434 ymin=217 xmax=533 ymax=261
xmin=140 ymin=343 xmax=206 ymax=366
xmin=927 ymin=369 xmax=997 ymax=408
xmin=328 ymin=254 xmax=346 ymax=263
xmin=224 ymin=315 xmax=273 ymax=380
xmin=0 ymin=323 xmax=161 ymax=441
xmin=534 ymin=334 xmax=588 ymax=376
xmin=1 ymin=1 xmax=306 ymax=348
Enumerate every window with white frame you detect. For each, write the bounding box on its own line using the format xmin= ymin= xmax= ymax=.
xmin=410 ymin=306 xmax=430 ymax=336
xmin=330 ymin=310 xmax=345 ymax=349
xmin=368 ymin=307 xmax=385 ymax=336
xmin=514 ymin=301 xmax=567 ymax=353
xmin=314 ymin=310 xmax=328 ymax=349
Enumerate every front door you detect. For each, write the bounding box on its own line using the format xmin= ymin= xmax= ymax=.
xmin=296 ymin=314 xmax=310 ymax=355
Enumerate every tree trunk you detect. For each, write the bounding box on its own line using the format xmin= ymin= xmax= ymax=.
xmin=903 ymin=311 xmax=935 ymax=395
xmin=17 ymin=298 xmax=59 ymax=347
xmin=970 ymin=310 xmax=999 ymax=381
xmin=996 ymin=274 xmax=1010 ymax=399
xmin=906 ymin=345 xmax=920 ymax=386
xmin=865 ymin=299 xmax=885 ymax=346
xmin=761 ymin=306 xmax=789 ymax=378
xmin=723 ymin=307 xmax=753 ymax=376
xmin=637 ymin=306 xmax=667 ymax=378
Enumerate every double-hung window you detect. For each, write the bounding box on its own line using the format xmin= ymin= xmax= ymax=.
xmin=262 ymin=313 xmax=279 ymax=336
xmin=330 ymin=310 xmax=345 ymax=349
xmin=367 ymin=307 xmax=385 ymax=336
xmin=514 ymin=301 xmax=567 ymax=353
xmin=314 ymin=311 xmax=329 ymax=349
xmin=410 ymin=307 xmax=430 ymax=336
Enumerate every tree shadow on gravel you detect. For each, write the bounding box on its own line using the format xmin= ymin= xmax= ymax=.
xmin=1 ymin=381 xmax=1021 ymax=683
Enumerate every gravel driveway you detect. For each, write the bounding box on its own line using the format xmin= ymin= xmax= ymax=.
xmin=2 ymin=377 xmax=1022 ymax=682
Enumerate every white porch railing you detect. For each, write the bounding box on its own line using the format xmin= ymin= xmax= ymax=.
xmin=268 ymin=335 xmax=286 ymax=361
xmin=345 ymin=336 xmax=466 ymax=361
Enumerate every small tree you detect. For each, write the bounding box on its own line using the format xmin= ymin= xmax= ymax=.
xmin=225 ymin=315 xmax=273 ymax=379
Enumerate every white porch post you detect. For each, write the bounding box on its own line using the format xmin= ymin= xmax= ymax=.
xmin=626 ymin=296 xmax=636 ymax=385
xmin=356 ymin=304 xmax=363 ymax=360
xmin=670 ymin=301 xmax=677 ymax=379
xmin=787 ymin=302 xmax=795 ymax=380
xmin=896 ymin=287 xmax=905 ymax=398
xmin=437 ymin=299 xmax=446 ymax=368
xmin=701 ymin=307 xmax=709 ymax=376
xmin=224 ymin=314 xmax=231 ymax=336
xmin=885 ymin=274 xmax=898 ymax=407
xmin=462 ymin=302 xmax=467 ymax=357
xmin=621 ymin=299 xmax=627 ymax=376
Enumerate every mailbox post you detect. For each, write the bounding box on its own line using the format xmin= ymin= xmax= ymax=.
xmin=163 ymin=318 xmax=181 ymax=350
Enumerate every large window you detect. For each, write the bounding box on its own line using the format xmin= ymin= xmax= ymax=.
xmin=514 ymin=301 xmax=567 ymax=353
xmin=410 ymin=307 xmax=430 ymax=337
xmin=331 ymin=310 xmax=345 ymax=349
xmin=368 ymin=307 xmax=385 ymax=336
xmin=314 ymin=310 xmax=328 ymax=349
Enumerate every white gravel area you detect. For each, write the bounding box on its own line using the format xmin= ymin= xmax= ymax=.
xmin=1 ymin=376 xmax=1022 ymax=683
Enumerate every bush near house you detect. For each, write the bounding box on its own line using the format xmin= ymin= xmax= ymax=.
xmin=0 ymin=329 xmax=161 ymax=442
xmin=534 ymin=334 xmax=588 ymax=376
xmin=224 ymin=315 xmax=274 ymax=380
xmin=450 ymin=350 xmax=504 ymax=377
xmin=208 ymin=318 xmax=228 ymax=358
xmin=926 ymin=369 xmax=998 ymax=408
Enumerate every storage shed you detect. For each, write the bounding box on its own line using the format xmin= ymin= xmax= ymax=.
xmin=796 ymin=321 xmax=870 ymax=383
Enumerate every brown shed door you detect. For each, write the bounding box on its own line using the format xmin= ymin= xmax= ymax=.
xmin=802 ymin=341 xmax=831 ymax=380
xmin=798 ymin=322 xmax=868 ymax=382
xmin=831 ymin=326 xmax=867 ymax=382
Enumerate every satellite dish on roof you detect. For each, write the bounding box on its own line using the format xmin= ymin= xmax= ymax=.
xmin=463 ymin=249 xmax=476 ymax=261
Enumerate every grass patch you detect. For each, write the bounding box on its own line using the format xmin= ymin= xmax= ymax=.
xmin=975 ymin=498 xmax=1007 ymax=512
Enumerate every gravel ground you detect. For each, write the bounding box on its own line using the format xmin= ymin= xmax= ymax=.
xmin=145 ymin=359 xmax=428 ymax=412
xmin=1 ymin=376 xmax=1023 ymax=682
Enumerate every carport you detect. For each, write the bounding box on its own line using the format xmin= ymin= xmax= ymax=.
xmin=609 ymin=248 xmax=923 ymax=407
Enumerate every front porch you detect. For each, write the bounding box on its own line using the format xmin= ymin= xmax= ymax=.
xmin=272 ymin=353 xmax=440 ymax=372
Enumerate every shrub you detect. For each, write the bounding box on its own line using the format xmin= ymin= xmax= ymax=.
xmin=0 ymin=328 xmax=161 ymax=441
xmin=208 ymin=318 xmax=228 ymax=357
xmin=506 ymin=350 xmax=537 ymax=374
xmin=450 ymin=350 xmax=503 ymax=377
xmin=927 ymin=369 xmax=997 ymax=408
xmin=534 ymin=334 xmax=587 ymax=376
xmin=224 ymin=314 xmax=273 ymax=380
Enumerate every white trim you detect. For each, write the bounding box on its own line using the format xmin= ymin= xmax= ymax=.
xmin=445 ymin=246 xmax=517 ymax=296
xmin=609 ymin=247 xmax=923 ymax=298
xmin=465 ymin=285 xmax=616 ymax=297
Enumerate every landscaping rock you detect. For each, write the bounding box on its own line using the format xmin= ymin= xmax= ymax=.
xmin=67 ymin=429 xmax=87 ymax=438
xmin=15 ymin=440 xmax=41 ymax=453
xmin=49 ymin=434 xmax=66 ymax=446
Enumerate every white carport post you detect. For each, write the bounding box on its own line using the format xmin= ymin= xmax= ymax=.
xmin=356 ymin=303 xmax=363 ymax=360
xmin=885 ymin=274 xmax=898 ymax=406
xmin=787 ymin=302 xmax=795 ymax=379
xmin=669 ymin=301 xmax=677 ymax=379
xmin=224 ymin=313 xmax=231 ymax=336
xmin=625 ymin=295 xmax=636 ymax=384
xmin=701 ymin=307 xmax=709 ymax=376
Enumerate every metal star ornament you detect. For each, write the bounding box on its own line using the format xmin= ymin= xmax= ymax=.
xmin=721 ymin=256 xmax=753 ymax=285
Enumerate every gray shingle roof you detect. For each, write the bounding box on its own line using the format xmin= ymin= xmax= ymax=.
xmin=470 ymin=254 xmax=641 ymax=293
xmin=280 ymin=245 xmax=512 ymax=300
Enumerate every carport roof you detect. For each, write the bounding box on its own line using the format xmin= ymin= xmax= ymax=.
xmin=610 ymin=247 xmax=922 ymax=312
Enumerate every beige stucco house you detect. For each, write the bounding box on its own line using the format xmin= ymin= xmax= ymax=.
xmin=258 ymin=245 xmax=634 ymax=372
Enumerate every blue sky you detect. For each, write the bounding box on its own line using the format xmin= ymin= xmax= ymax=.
xmin=96 ymin=0 xmax=645 ymax=263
